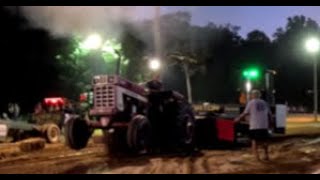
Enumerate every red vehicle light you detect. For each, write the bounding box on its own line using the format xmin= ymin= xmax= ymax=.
xmin=80 ymin=93 xmax=87 ymax=102
xmin=44 ymin=97 xmax=65 ymax=105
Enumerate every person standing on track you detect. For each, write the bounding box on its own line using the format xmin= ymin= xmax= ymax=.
xmin=235 ymin=89 xmax=273 ymax=161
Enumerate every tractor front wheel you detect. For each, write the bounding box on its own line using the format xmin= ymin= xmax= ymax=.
xmin=45 ymin=124 xmax=61 ymax=144
xmin=65 ymin=117 xmax=91 ymax=150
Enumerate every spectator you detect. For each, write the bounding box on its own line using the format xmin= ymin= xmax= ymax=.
xmin=235 ymin=90 xmax=273 ymax=161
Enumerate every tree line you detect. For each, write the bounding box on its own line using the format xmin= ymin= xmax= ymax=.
xmin=0 ymin=7 xmax=318 ymax=112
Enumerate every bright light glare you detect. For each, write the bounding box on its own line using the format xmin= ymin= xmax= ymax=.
xmin=82 ymin=34 xmax=103 ymax=50
xmin=306 ymin=37 xmax=320 ymax=54
xmin=149 ymin=58 xmax=161 ymax=71
xmin=245 ymin=81 xmax=252 ymax=93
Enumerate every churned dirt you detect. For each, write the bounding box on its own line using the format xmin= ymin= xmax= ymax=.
xmin=0 ymin=136 xmax=320 ymax=174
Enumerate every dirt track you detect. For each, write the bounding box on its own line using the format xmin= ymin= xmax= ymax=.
xmin=0 ymin=140 xmax=107 ymax=174
xmin=1 ymin=135 xmax=320 ymax=174
xmin=100 ymin=136 xmax=320 ymax=174
xmin=1 ymin=114 xmax=320 ymax=174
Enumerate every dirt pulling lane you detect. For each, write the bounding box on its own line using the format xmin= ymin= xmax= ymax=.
xmin=1 ymin=136 xmax=320 ymax=174
xmin=0 ymin=142 xmax=108 ymax=174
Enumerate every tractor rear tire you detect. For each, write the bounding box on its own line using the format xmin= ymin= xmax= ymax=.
xmin=176 ymin=101 xmax=196 ymax=152
xmin=127 ymin=115 xmax=152 ymax=154
xmin=65 ymin=117 xmax=91 ymax=150
xmin=45 ymin=124 xmax=61 ymax=144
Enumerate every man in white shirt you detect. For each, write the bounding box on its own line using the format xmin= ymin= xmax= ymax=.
xmin=235 ymin=89 xmax=273 ymax=161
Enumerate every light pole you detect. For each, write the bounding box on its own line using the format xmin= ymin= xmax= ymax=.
xmin=115 ymin=50 xmax=122 ymax=76
xmin=80 ymin=34 xmax=124 ymax=76
xmin=305 ymin=37 xmax=320 ymax=122
xmin=167 ymin=53 xmax=197 ymax=104
xmin=80 ymin=33 xmax=104 ymax=74
xmin=153 ymin=6 xmax=162 ymax=59
xmin=182 ymin=63 xmax=193 ymax=103
xmin=242 ymin=67 xmax=259 ymax=103
xmin=245 ymin=80 xmax=252 ymax=103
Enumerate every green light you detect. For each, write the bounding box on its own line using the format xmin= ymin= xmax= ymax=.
xmin=242 ymin=68 xmax=259 ymax=80
xmin=249 ymin=70 xmax=258 ymax=77
xmin=243 ymin=71 xmax=249 ymax=77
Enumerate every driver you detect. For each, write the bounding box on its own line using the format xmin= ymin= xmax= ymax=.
xmin=145 ymin=74 xmax=163 ymax=92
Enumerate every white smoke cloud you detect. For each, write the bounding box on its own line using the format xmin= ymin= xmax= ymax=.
xmin=20 ymin=6 xmax=154 ymax=38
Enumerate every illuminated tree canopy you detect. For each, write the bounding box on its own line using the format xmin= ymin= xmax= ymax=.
xmin=54 ymin=35 xmax=129 ymax=97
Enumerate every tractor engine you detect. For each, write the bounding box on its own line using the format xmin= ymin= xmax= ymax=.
xmin=89 ymin=75 xmax=148 ymax=128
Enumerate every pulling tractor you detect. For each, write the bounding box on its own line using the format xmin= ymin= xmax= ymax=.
xmin=65 ymin=75 xmax=196 ymax=154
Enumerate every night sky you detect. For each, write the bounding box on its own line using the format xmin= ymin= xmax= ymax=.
xmin=156 ymin=6 xmax=320 ymax=38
